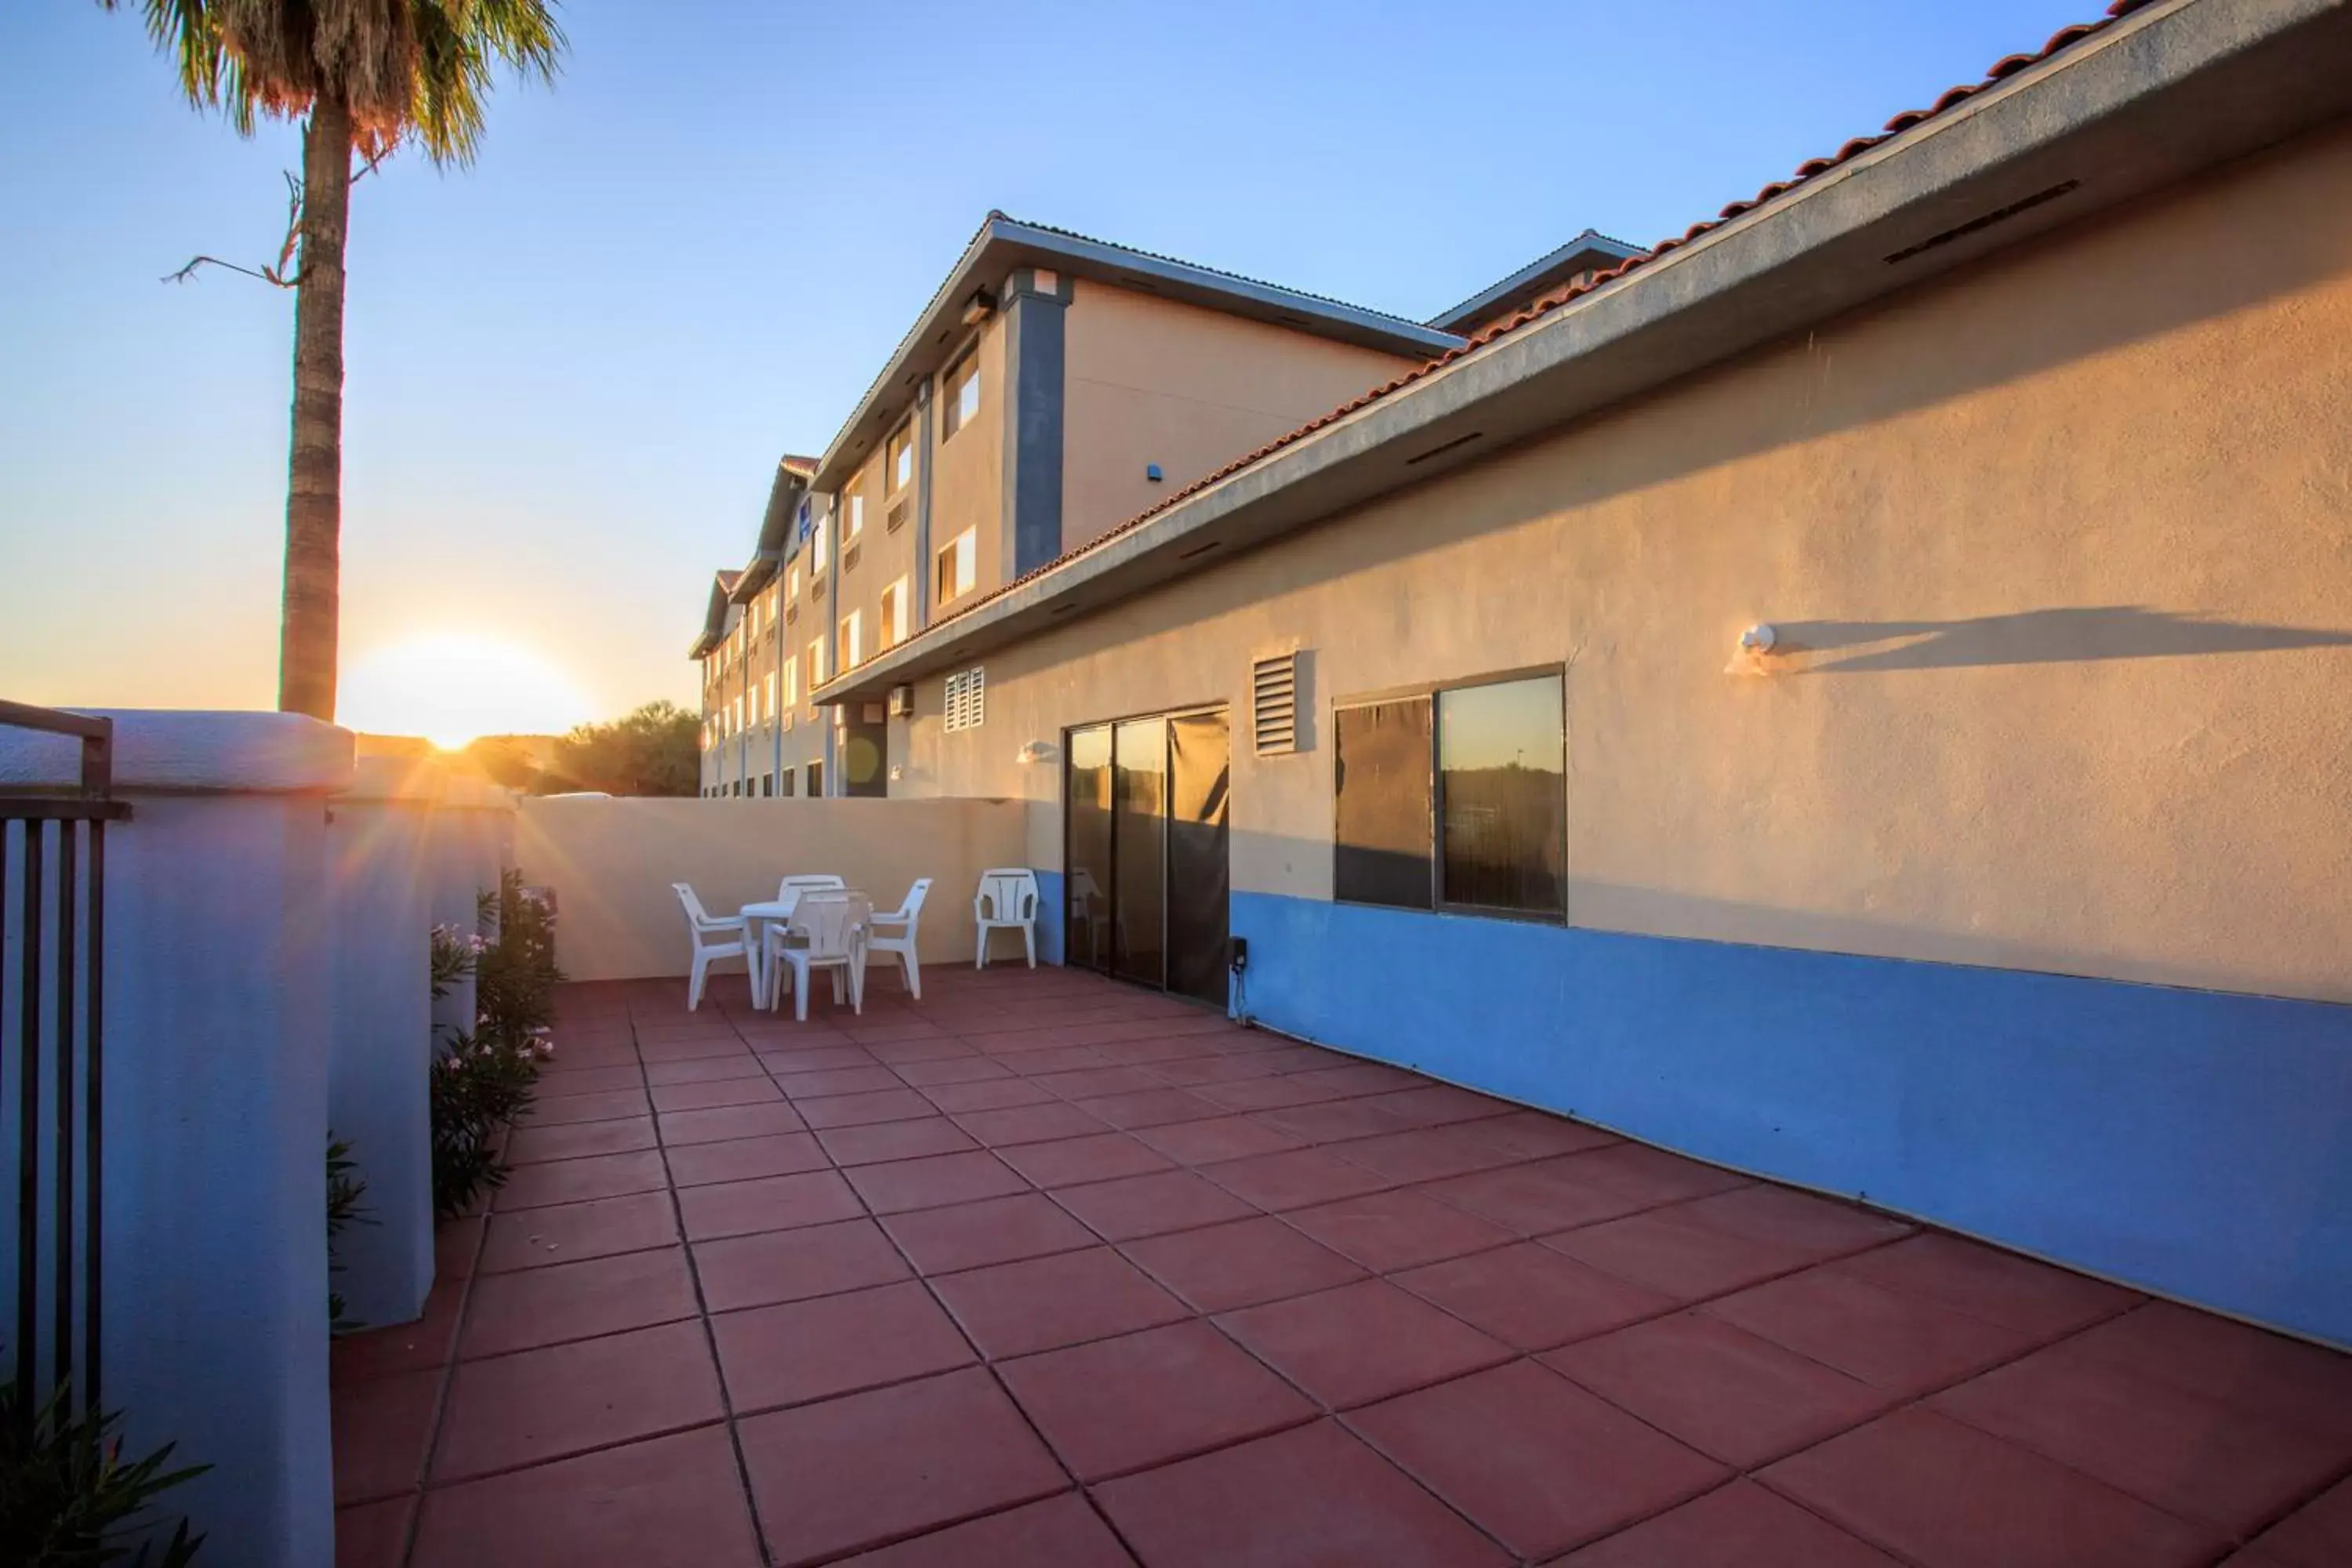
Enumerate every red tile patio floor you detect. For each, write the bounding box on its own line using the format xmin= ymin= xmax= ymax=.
xmin=332 ymin=966 xmax=2352 ymax=1567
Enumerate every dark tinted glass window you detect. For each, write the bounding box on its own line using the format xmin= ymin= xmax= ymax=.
xmin=1065 ymin=725 xmax=1113 ymax=973
xmin=1334 ymin=697 xmax=1433 ymax=909
xmin=1437 ymin=674 xmax=1564 ymax=915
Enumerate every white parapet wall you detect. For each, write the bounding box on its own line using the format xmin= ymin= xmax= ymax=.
xmin=514 ymin=794 xmax=1029 ymax=983
xmin=0 ymin=709 xmax=355 ymax=1568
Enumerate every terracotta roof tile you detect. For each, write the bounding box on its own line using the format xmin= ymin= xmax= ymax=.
xmin=869 ymin=0 xmax=2164 ymax=659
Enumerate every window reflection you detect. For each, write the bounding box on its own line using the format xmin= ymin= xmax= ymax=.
xmin=1438 ymin=675 xmax=1564 ymax=914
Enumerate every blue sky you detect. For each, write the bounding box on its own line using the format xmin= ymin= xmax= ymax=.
xmin=0 ymin=0 xmax=2096 ymax=731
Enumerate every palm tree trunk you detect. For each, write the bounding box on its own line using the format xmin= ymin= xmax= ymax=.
xmin=279 ymin=93 xmax=353 ymax=720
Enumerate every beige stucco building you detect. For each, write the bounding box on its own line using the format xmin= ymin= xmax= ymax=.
xmin=693 ymin=219 xmax=1454 ymax=799
xmin=803 ymin=0 xmax=2352 ymax=1347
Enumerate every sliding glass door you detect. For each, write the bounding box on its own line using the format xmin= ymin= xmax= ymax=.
xmin=1065 ymin=709 xmax=1229 ymax=1004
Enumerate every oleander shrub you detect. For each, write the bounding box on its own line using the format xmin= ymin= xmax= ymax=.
xmin=0 ymin=1378 xmax=205 ymax=1566
xmin=429 ymin=873 xmax=561 ymax=1218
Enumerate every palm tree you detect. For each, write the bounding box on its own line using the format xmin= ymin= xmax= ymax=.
xmin=104 ymin=2 xmax=564 ymax=720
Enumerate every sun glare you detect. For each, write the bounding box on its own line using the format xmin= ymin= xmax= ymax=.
xmin=340 ymin=634 xmax=593 ymax=750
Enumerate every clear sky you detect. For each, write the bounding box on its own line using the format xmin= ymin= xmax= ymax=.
xmin=0 ymin=0 xmax=2095 ymax=738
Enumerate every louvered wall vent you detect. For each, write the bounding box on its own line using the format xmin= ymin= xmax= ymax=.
xmin=944 ymin=666 xmax=986 ymax=733
xmin=1252 ymin=652 xmax=1298 ymax=755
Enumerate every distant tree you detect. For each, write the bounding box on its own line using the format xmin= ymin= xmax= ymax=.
xmin=543 ymin=702 xmax=700 ymax=797
xmin=106 ymin=0 xmax=564 ymax=720
xmin=464 ymin=735 xmax=547 ymax=792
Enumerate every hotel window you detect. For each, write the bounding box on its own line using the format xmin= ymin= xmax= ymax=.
xmin=887 ymin=424 xmax=914 ymax=495
xmin=942 ymin=351 xmax=980 ymax=439
xmin=764 ymin=672 xmax=777 ymax=719
xmin=806 ymin=637 xmax=827 ymax=691
xmin=880 ymin=577 xmax=909 ymax=649
xmin=1334 ymin=670 xmax=1564 ymax=918
xmin=782 ymin=655 xmax=797 ymax=710
xmin=935 ymin=526 xmax=977 ymax=605
xmin=812 ymin=512 xmax=829 ymax=572
xmin=840 ymin=610 xmax=863 ymax=670
xmin=788 ymin=562 xmax=802 ymax=601
xmin=846 ymin=492 xmax=866 ymax=539
xmin=731 ymin=695 xmax=743 ymax=732
xmin=806 ymin=760 xmax=823 ymax=797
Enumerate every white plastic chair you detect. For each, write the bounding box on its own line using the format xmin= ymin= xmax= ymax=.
xmin=764 ymin=891 xmax=871 ymax=1020
xmin=866 ymin=878 xmax=931 ymax=999
xmin=776 ymin=873 xmax=846 ymax=903
xmin=973 ymin=868 xmax=1039 ymax=969
xmin=673 ymin=884 xmax=748 ymax=1011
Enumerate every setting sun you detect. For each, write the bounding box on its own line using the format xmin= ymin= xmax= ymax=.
xmin=339 ymin=633 xmax=593 ymax=749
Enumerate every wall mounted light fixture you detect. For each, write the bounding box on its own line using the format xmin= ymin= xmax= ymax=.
xmin=1016 ymin=739 xmax=1057 ymax=765
xmin=1726 ymin=622 xmax=1781 ymax=676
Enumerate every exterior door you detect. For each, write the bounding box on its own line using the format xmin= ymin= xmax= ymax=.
xmin=1063 ymin=708 xmax=1229 ymax=1004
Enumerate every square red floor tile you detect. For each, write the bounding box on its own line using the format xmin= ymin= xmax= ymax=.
xmin=891 ymin=1055 xmax=1011 ymax=1087
xmin=794 ymin=1087 xmax=938 ymax=1129
xmin=658 ymin=1102 xmax=808 ymax=1146
xmin=760 ymin=1045 xmax=877 ymax=1075
xmin=862 ymin=1036 xmax=972 ymax=1065
xmin=845 ymin=1149 xmax=1029 ymax=1214
xmin=917 ymin=1076 xmax=1061 ymax=1113
xmin=506 ymin=1117 xmax=658 ymax=1167
xmin=779 ymin=1064 xmax=904 ymax=1099
xmin=1191 ymin=1072 xmax=1358 ymax=1112
xmin=334 ymin=1277 xmax=464 ymax=1385
xmin=930 ymin=1245 xmax=1190 ymax=1358
xmin=460 ymin=1246 xmax=699 ymax=1359
xmin=1000 ymin=1319 xmax=1316 ymax=1479
xmin=996 ymin=1131 xmax=1174 ymax=1188
xmin=642 ymin=1054 xmax=770 ymax=1086
xmin=480 ymin=1191 xmax=679 ymax=1274
xmin=649 ymin=1076 xmax=783 ymax=1113
xmin=1196 ymin=1147 xmax=1397 ymax=1210
xmin=1330 ymin=1124 xmax=1523 ymax=1184
xmin=662 ymin=1131 xmax=829 ymax=1187
xmin=2238 ymin=1475 xmax=2352 ymax=1568
xmin=1145 ymin=1052 xmax=1285 ymax=1087
xmin=953 ymin=1100 xmax=1113 ymax=1146
xmin=1349 ymin=1359 xmax=1727 ymax=1560
xmin=410 ymin=1424 xmax=761 ymax=1568
xmin=1122 ymin=1215 xmax=1367 ymax=1312
xmin=882 ymin=1191 xmax=1099 ymax=1274
xmin=332 ymin=1365 xmax=441 ymax=1504
xmin=1288 ymin=1062 xmax=1426 ymax=1095
xmin=1664 ymin=1183 xmax=1912 ymax=1258
xmin=535 ymin=1064 xmax=645 ymax=1096
xmin=1420 ymin=1158 xmax=1651 ymax=1236
xmin=493 ymin=1149 xmax=670 ymax=1211
xmin=1474 ymin=1109 xmax=1620 ymax=1160
xmin=1092 ymin=1418 xmax=1510 ymax=1568
xmin=2063 ymin=1301 xmax=2352 ymax=1443
xmin=736 ymin=1367 xmax=1067 ymax=1567
xmin=1354 ymin=1084 xmax=1514 ymax=1129
xmin=677 ymin=1170 xmax=864 ymax=1240
xmin=1033 ymin=1065 xmax=1168 ymax=1098
xmin=1929 ymin=1340 xmax=2351 ymax=1535
xmin=1552 ymin=1479 xmax=1902 ymax=1567
xmin=336 ymin=1495 xmax=412 ymax=1568
xmin=1287 ymin=1188 xmax=1517 ymax=1272
xmin=713 ymin=1279 xmax=975 ymax=1414
xmin=1759 ymin=1406 xmax=2223 ymax=1568
xmin=532 ymin=1088 xmax=652 ymax=1127
xmin=1549 ymin=1144 xmax=1753 ymax=1204
xmin=1051 ymin=1169 xmax=1258 ymax=1242
xmin=1704 ymin=1267 xmax=2039 ymax=1396
xmin=1545 ymin=1309 xmax=1893 ymax=1467
xmin=1392 ymin=1241 xmax=1677 ymax=1351
xmin=1257 ymin=1098 xmax=1414 ymax=1145
xmin=693 ymin=1218 xmax=913 ymax=1312
xmin=433 ymin=1319 xmax=723 ymax=1482
xmin=1542 ymin=1209 xmax=1814 ymax=1300
xmin=1072 ymin=1087 xmax=1226 ymax=1130
xmin=1216 ymin=1277 xmax=1513 ymax=1409
xmin=1135 ymin=1114 xmax=1307 ymax=1165
xmin=817 ymin=1116 xmax=978 ymax=1167
xmin=435 ymin=1214 xmax=485 ymax=1282
xmin=833 ymin=1493 xmax=1133 ymax=1567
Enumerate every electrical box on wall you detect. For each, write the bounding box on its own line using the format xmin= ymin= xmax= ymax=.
xmin=887 ymin=684 xmax=915 ymax=717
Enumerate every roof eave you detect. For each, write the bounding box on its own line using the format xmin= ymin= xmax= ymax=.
xmin=1426 ymin=230 xmax=1646 ymax=332
xmin=815 ymin=0 xmax=2352 ymax=705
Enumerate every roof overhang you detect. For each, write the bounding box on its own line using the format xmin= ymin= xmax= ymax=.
xmin=819 ymin=0 xmax=2352 ymax=705
xmin=728 ymin=459 xmax=815 ymax=602
xmin=686 ymin=572 xmax=741 ymax=660
xmin=809 ymin=214 xmax=1465 ymax=492
xmin=1426 ymin=229 xmax=1646 ymax=333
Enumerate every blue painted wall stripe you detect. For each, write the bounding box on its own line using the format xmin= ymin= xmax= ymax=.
xmin=1230 ymin=891 xmax=2352 ymax=1348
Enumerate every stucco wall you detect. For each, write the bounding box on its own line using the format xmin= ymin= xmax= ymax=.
xmin=899 ymin=120 xmax=2352 ymax=1006
xmin=931 ymin=313 xmax=1008 ymax=613
xmin=1058 ymin=283 xmax=1425 ymax=554
xmin=514 ymin=794 xmax=1029 ymax=981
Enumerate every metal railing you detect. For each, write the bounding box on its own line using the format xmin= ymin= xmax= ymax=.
xmin=0 ymin=698 xmax=129 ymax=1414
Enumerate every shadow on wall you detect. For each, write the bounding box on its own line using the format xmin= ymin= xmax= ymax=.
xmin=1779 ymin=607 xmax=2352 ymax=673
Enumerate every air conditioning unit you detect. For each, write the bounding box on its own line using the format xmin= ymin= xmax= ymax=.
xmin=887 ymin=684 xmax=915 ymax=717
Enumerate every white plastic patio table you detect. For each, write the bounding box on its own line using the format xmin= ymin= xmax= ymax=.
xmin=739 ymin=896 xmax=800 ymax=1008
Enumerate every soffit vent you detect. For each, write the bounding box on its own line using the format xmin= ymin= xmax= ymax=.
xmin=1252 ymin=652 xmax=1298 ymax=756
